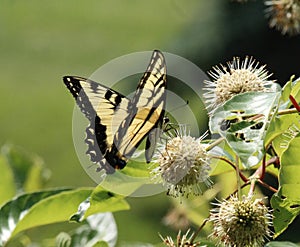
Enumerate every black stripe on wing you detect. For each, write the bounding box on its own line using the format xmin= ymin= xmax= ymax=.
xmin=137 ymin=49 xmax=166 ymax=90
xmin=63 ymin=76 xmax=98 ymax=121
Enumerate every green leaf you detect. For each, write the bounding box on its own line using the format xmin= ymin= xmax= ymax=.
xmin=0 ymin=188 xmax=92 ymax=246
xmin=123 ymin=158 xmax=152 ymax=177
xmin=1 ymin=144 xmax=51 ymax=193
xmin=210 ymin=92 xmax=280 ymax=168
xmin=0 ymin=155 xmax=16 ymax=206
xmin=69 ymin=213 xmax=117 ymax=247
xmin=266 ymin=76 xmax=300 ymax=152
xmin=290 ymin=77 xmax=300 ymax=103
xmin=279 ymin=76 xmax=294 ymax=109
xmin=70 ymin=185 xmax=130 ymax=222
xmin=265 ymin=241 xmax=300 ymax=247
xmin=265 ymin=114 xmax=300 ymax=153
xmin=100 ymin=169 xmax=165 ymax=197
xmin=271 ymin=135 xmax=300 ymax=237
xmin=93 ymin=242 xmax=109 ymax=247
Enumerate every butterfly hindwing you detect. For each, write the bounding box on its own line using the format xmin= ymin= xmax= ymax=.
xmin=63 ymin=50 xmax=167 ymax=173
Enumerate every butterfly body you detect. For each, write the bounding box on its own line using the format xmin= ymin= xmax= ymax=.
xmin=63 ymin=50 xmax=166 ymax=173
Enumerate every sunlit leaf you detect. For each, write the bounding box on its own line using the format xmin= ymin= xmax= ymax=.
xmin=0 ymin=156 xmax=16 ymax=206
xmin=69 ymin=213 xmax=117 ymax=247
xmin=123 ymin=157 xmax=151 ymax=177
xmin=290 ymin=77 xmax=300 ymax=103
xmin=279 ymin=76 xmax=294 ymax=109
xmin=265 ymin=114 xmax=300 ymax=154
xmin=271 ymin=135 xmax=300 ymax=237
xmin=100 ymin=169 xmax=165 ymax=197
xmin=92 ymin=242 xmax=109 ymax=247
xmin=210 ymin=92 xmax=280 ymax=168
xmin=70 ymin=185 xmax=129 ymax=222
xmin=266 ymin=76 xmax=300 ymax=153
xmin=1 ymin=144 xmax=51 ymax=193
xmin=0 ymin=188 xmax=92 ymax=246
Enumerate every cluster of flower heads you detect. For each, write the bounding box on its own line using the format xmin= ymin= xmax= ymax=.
xmin=233 ymin=0 xmax=300 ymax=35
xmin=153 ymin=56 xmax=276 ymax=198
xmin=155 ymin=55 xmax=275 ymax=246
xmin=209 ymin=195 xmax=273 ymax=247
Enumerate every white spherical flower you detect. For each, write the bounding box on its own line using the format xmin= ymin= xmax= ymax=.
xmin=152 ymin=127 xmax=212 ymax=198
xmin=204 ymin=56 xmax=275 ymax=113
xmin=209 ymin=195 xmax=273 ymax=247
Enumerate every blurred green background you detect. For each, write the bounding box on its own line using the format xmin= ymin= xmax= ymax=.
xmin=1 ymin=0 xmax=300 ymax=245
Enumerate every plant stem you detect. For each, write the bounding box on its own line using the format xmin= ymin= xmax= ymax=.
xmin=257 ymin=179 xmax=278 ymax=193
xmin=289 ymin=95 xmax=300 ymax=112
xmin=211 ymin=156 xmax=248 ymax=182
xmin=248 ymin=179 xmax=256 ymax=197
xmin=235 ymin=155 xmax=242 ymax=200
xmin=266 ymin=156 xmax=280 ymax=168
xmin=277 ymin=108 xmax=298 ymax=115
xmin=261 ymin=154 xmax=266 ymax=180
xmin=190 ymin=218 xmax=209 ymax=243
xmin=205 ymin=137 xmax=225 ymax=151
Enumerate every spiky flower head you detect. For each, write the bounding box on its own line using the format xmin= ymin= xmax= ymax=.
xmin=209 ymin=195 xmax=273 ymax=247
xmin=265 ymin=0 xmax=300 ymax=35
xmin=204 ymin=56 xmax=275 ymax=113
xmin=160 ymin=230 xmax=201 ymax=247
xmin=151 ymin=126 xmax=212 ymax=198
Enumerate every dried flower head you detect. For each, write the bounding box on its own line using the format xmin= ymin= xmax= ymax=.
xmin=265 ymin=0 xmax=300 ymax=35
xmin=160 ymin=230 xmax=201 ymax=247
xmin=209 ymin=195 xmax=273 ymax=247
xmin=151 ymin=126 xmax=212 ymax=198
xmin=204 ymin=57 xmax=274 ymax=113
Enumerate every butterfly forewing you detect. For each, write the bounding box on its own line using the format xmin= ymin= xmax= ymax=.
xmin=114 ymin=50 xmax=167 ymax=160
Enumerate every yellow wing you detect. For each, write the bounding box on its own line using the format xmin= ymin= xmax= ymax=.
xmin=112 ymin=50 xmax=167 ymax=162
